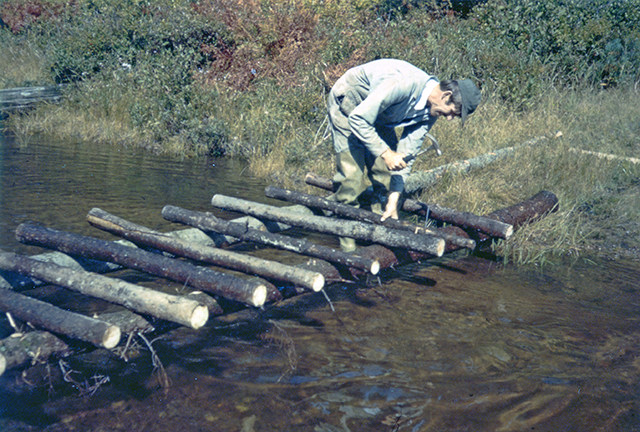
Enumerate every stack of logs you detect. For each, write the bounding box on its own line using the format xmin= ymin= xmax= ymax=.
xmin=0 ymin=174 xmax=559 ymax=376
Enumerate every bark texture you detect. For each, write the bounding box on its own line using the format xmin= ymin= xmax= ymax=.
xmin=304 ymin=173 xmax=513 ymax=238
xmin=0 ymin=288 xmax=121 ymax=348
xmin=0 ymin=251 xmax=209 ymax=329
xmin=162 ymin=205 xmax=380 ymax=275
xmin=210 ymin=195 xmax=445 ymax=257
xmin=0 ymin=331 xmax=70 ymax=374
xmin=264 ymin=186 xmax=476 ymax=249
xmin=87 ymin=208 xmax=321 ymax=293
xmin=16 ymin=223 xmax=268 ymax=308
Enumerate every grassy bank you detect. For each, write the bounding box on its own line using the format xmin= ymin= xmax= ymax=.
xmin=1 ymin=0 xmax=639 ymax=264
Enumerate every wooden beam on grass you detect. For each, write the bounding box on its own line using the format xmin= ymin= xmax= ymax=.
xmin=15 ymin=223 xmax=268 ymax=308
xmin=0 ymin=251 xmax=209 ymax=329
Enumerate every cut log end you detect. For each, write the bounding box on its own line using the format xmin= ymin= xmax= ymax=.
xmin=253 ymin=286 xmax=268 ymax=308
xmin=312 ymin=274 xmax=325 ymax=292
xmin=190 ymin=305 xmax=210 ymax=329
xmin=0 ymin=353 xmax=6 ymax=377
xmin=102 ymin=325 xmax=122 ymax=349
xmin=504 ymin=225 xmax=514 ymax=239
xmin=370 ymin=260 xmax=380 ymax=275
xmin=435 ymin=239 xmax=445 ymax=257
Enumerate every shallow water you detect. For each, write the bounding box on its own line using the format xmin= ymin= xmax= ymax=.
xmin=1 ymin=132 xmax=639 ymax=431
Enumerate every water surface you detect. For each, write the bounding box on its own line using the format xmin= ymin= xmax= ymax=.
xmin=0 ymin=132 xmax=638 ymax=431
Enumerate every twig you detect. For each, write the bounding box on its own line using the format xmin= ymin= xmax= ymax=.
xmin=138 ymin=332 xmax=170 ymax=392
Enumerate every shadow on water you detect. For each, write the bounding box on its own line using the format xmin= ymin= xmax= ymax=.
xmin=1 ymin=132 xmax=640 ymax=431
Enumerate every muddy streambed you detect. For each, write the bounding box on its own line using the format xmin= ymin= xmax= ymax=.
xmin=0 ymin=132 xmax=639 ymax=431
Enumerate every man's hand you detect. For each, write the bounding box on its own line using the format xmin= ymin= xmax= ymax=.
xmin=380 ymin=149 xmax=407 ymax=171
xmin=380 ymin=191 xmax=400 ymax=221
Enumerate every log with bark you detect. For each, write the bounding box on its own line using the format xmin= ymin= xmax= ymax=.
xmin=0 ymin=330 xmax=70 ymax=375
xmin=15 ymin=223 xmax=269 ymax=308
xmin=86 ymin=207 xmax=324 ymax=293
xmin=162 ymin=205 xmax=380 ymax=275
xmin=210 ymin=195 xmax=446 ymax=257
xmin=0 ymin=251 xmax=209 ymax=329
xmin=346 ymin=190 xmax=559 ymax=276
xmin=0 ymin=289 xmax=121 ymax=348
xmin=304 ymin=172 xmax=513 ymax=239
xmin=264 ymin=186 xmax=476 ymax=249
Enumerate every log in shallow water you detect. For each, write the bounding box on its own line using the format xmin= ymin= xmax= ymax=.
xmin=0 ymin=250 xmax=209 ymax=329
xmin=86 ymin=207 xmax=321 ymax=293
xmin=303 ymin=172 xmax=514 ymax=239
xmin=15 ymin=222 xmax=267 ymax=309
xmin=210 ymin=195 xmax=445 ymax=257
xmin=162 ymin=205 xmax=380 ymax=275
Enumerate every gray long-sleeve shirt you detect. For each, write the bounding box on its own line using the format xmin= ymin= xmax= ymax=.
xmin=344 ymin=59 xmax=438 ymax=152
xmin=336 ymin=59 xmax=439 ymax=186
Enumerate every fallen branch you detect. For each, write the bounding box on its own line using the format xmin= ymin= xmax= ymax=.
xmin=568 ymin=148 xmax=640 ymax=165
xmin=404 ymin=135 xmax=550 ymax=194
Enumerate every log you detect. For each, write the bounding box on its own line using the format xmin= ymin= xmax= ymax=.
xmin=0 ymin=289 xmax=121 ymax=348
xmin=210 ymin=195 xmax=445 ymax=257
xmin=94 ymin=310 xmax=155 ymax=335
xmin=303 ymin=172 xmax=513 ymax=239
xmin=0 ymin=85 xmax=64 ymax=112
xmin=568 ymin=148 xmax=640 ymax=165
xmin=403 ymin=135 xmax=550 ymax=194
xmin=162 ymin=205 xmax=380 ymax=275
xmin=15 ymin=223 xmax=268 ymax=308
xmin=86 ymin=208 xmax=323 ymax=293
xmin=0 ymin=331 xmax=70 ymax=374
xmin=0 ymin=251 xmax=209 ymax=329
xmin=264 ymin=186 xmax=476 ymax=249
xmin=349 ymin=190 xmax=559 ymax=276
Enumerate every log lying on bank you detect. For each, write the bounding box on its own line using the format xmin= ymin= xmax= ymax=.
xmin=86 ymin=208 xmax=324 ymax=293
xmin=264 ymin=186 xmax=476 ymax=249
xmin=0 ymin=85 xmax=64 ymax=112
xmin=0 ymin=288 xmax=121 ymax=349
xmin=304 ymin=172 xmax=513 ymax=239
xmin=15 ymin=223 xmax=268 ymax=308
xmin=402 ymin=135 xmax=551 ymax=194
xmin=0 ymin=251 xmax=209 ymax=329
xmin=0 ymin=331 xmax=70 ymax=376
xmin=210 ymin=195 xmax=446 ymax=257
xmin=162 ymin=205 xmax=380 ymax=275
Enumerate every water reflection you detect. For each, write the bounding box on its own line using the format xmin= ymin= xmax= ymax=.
xmin=0 ymin=132 xmax=639 ymax=431
xmin=0 ymin=132 xmax=269 ymax=254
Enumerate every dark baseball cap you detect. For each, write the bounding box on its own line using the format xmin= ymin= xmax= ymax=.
xmin=458 ymin=79 xmax=481 ymax=125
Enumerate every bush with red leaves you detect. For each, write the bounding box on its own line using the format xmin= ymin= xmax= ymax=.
xmin=0 ymin=0 xmax=73 ymax=34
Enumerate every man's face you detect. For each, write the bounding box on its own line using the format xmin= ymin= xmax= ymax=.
xmin=429 ymin=92 xmax=460 ymax=120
